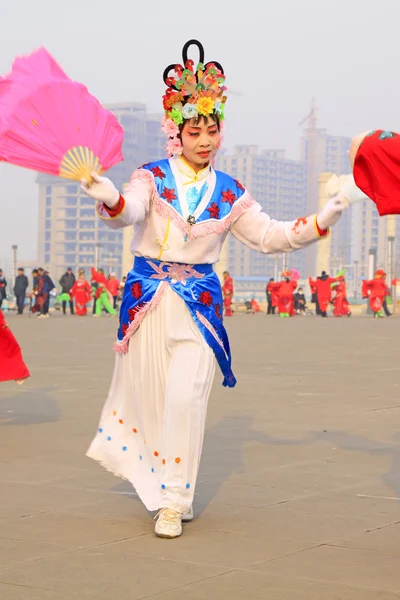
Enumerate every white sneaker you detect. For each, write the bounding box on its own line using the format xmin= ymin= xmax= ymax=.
xmin=154 ymin=508 xmax=183 ymax=539
xmin=182 ymin=507 xmax=194 ymax=522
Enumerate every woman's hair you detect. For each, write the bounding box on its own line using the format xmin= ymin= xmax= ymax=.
xmin=78 ymin=269 xmax=85 ymax=276
xmin=178 ymin=113 xmax=220 ymax=137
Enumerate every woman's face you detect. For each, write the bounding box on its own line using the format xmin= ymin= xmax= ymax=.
xmin=180 ymin=117 xmax=220 ymax=172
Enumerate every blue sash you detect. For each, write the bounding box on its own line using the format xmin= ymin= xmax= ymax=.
xmin=117 ymin=257 xmax=236 ymax=387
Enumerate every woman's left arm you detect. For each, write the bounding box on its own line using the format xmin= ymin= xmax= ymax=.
xmin=230 ymin=194 xmax=346 ymax=253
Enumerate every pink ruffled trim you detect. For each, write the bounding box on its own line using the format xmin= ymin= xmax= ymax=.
xmin=152 ymin=191 xmax=257 ymax=239
xmin=128 ymin=169 xmax=158 ymax=198
xmin=113 ymin=282 xmax=168 ymax=354
xmin=196 ymin=311 xmax=229 ymax=360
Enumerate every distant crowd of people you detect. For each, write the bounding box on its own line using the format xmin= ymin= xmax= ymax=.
xmin=221 ymin=268 xmax=395 ymax=319
xmin=0 ymin=266 xmax=127 ymax=318
xmin=0 ymin=266 xmax=396 ymax=320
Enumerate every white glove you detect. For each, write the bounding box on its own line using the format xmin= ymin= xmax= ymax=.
xmin=80 ymin=172 xmax=120 ymax=208
xmin=317 ymin=194 xmax=348 ymax=230
xmin=326 ymin=174 xmax=368 ymax=205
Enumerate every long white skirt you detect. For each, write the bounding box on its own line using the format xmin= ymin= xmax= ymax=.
xmin=87 ymin=285 xmax=215 ymax=513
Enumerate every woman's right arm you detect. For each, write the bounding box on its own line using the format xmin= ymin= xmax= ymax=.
xmin=81 ymin=169 xmax=155 ymax=230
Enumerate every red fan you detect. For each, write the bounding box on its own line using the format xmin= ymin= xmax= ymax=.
xmin=353 ymin=129 xmax=400 ymax=216
xmin=0 ymin=48 xmax=124 ymax=183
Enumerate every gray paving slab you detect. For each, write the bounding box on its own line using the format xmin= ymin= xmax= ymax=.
xmin=1 ymin=313 xmax=400 ymax=598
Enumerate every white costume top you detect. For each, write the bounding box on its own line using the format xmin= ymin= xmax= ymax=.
xmin=96 ymin=155 xmax=326 ymax=264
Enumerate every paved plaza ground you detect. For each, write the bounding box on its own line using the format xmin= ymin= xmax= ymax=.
xmin=1 ymin=312 xmax=400 ymax=599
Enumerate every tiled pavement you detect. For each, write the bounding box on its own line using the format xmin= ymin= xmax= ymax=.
xmin=1 ymin=312 xmax=400 ymax=599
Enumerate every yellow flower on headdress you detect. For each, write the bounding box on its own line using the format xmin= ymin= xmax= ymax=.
xmin=197 ymin=97 xmax=215 ymax=116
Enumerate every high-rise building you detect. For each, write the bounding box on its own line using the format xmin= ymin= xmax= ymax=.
xmin=300 ymin=102 xmax=352 ymax=275
xmin=217 ymin=145 xmax=307 ymax=279
xmin=37 ymin=102 xmax=165 ymax=282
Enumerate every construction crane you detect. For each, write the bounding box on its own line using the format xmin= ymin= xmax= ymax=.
xmin=299 ymin=97 xmax=318 ymax=130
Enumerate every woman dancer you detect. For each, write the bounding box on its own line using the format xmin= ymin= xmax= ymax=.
xmin=82 ymin=40 xmax=346 ymax=538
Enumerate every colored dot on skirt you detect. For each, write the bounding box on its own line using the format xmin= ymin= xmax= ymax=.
xmin=175 ymin=457 xmax=181 ymax=464
xmin=139 ymin=455 xmax=143 ymax=460
xmin=151 ymin=468 xmax=155 ymax=473
xmin=119 ymin=419 xmax=124 ymax=424
xmin=107 ymin=436 xmax=112 ymax=441
xmin=122 ymin=446 xmax=127 ymax=451
xmin=154 ymin=451 xmax=159 ymax=457
xmin=133 ymin=428 xmax=138 ymax=433
xmin=98 ymin=428 xmax=103 ymax=433
xmin=186 ymin=484 xmax=191 ymax=489
xmin=162 ymin=459 xmax=166 ymax=465
xmin=113 ymin=411 xmax=117 ymax=416
xmin=161 ymin=484 xmax=166 ymax=489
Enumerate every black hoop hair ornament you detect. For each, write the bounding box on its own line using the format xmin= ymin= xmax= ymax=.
xmin=163 ymin=39 xmax=224 ymax=88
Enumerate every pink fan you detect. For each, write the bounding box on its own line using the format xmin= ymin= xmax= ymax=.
xmin=0 ymin=48 xmax=124 ymax=183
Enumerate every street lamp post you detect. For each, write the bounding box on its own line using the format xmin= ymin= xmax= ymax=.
xmin=367 ymin=248 xmax=377 ymax=315
xmin=11 ymin=245 xmax=18 ymax=291
xmin=386 ymin=235 xmax=396 ymax=314
xmin=273 ymin=255 xmax=278 ymax=281
xmin=353 ymin=260 xmax=359 ymax=299
xmin=94 ymin=243 xmax=102 ymax=270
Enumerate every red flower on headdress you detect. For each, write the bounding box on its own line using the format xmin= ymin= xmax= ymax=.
xmin=199 ymin=291 xmax=213 ymax=306
xmin=151 ymin=166 xmax=166 ymax=180
xmin=207 ymin=202 xmax=220 ymax=219
xmin=215 ymin=303 xmax=221 ymax=319
xmin=130 ymin=282 xmax=143 ymax=300
xmin=161 ymin=187 xmax=177 ymax=203
xmin=235 ymin=179 xmax=245 ymax=191
xmin=162 ymin=90 xmax=184 ymax=110
xmin=222 ymin=189 xmax=237 ymax=206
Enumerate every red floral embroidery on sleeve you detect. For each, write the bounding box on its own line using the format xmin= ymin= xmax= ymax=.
xmin=151 ymin=166 xmax=166 ymax=179
xmin=207 ymin=202 xmax=220 ymax=219
xmin=292 ymin=217 xmax=308 ymax=234
xmin=199 ymin=291 xmax=213 ymax=306
xmin=130 ymin=282 xmax=143 ymax=299
xmin=222 ymin=189 xmax=237 ymax=206
xmin=161 ymin=187 xmax=177 ymax=203
xmin=121 ymin=323 xmax=129 ymax=336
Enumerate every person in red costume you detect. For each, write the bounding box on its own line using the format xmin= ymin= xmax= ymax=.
xmin=108 ymin=273 xmax=121 ymax=310
xmin=266 ymin=278 xmax=278 ymax=315
xmin=222 ymin=271 xmax=234 ymax=317
xmin=0 ymin=310 xmax=30 ymax=384
xmin=332 ymin=277 xmax=351 ymax=317
xmin=362 ymin=269 xmax=389 ymax=318
xmin=269 ymin=271 xmax=297 ymax=318
xmin=70 ymin=270 xmax=92 ymax=316
xmin=309 ymin=271 xmax=338 ymax=317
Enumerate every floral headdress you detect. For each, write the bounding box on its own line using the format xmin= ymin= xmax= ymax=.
xmin=162 ymin=39 xmax=227 ymax=156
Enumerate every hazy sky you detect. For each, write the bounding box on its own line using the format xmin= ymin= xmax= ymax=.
xmin=1 ymin=0 xmax=399 ymax=264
